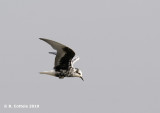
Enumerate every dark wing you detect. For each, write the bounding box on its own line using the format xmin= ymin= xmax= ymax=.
xmin=39 ymin=38 xmax=75 ymax=71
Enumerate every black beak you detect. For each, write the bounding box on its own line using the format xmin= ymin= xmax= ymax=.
xmin=80 ymin=77 xmax=84 ymax=81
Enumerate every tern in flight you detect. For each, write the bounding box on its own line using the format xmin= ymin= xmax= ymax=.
xmin=39 ymin=38 xmax=84 ymax=81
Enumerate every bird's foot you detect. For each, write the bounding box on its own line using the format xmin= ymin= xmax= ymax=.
xmin=59 ymin=76 xmax=65 ymax=79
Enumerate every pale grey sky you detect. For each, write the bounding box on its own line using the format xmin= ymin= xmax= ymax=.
xmin=0 ymin=0 xmax=160 ymax=113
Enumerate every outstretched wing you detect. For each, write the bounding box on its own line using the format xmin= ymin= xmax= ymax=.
xmin=39 ymin=38 xmax=75 ymax=71
xmin=71 ymin=56 xmax=80 ymax=67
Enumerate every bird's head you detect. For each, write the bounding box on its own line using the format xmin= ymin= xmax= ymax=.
xmin=74 ymin=68 xmax=84 ymax=81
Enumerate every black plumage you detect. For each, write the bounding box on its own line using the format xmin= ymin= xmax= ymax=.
xmin=54 ymin=47 xmax=75 ymax=71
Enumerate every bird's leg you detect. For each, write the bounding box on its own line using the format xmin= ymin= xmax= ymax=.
xmin=71 ymin=56 xmax=80 ymax=66
xmin=58 ymin=72 xmax=63 ymax=79
xmin=58 ymin=70 xmax=66 ymax=79
xmin=49 ymin=52 xmax=57 ymax=55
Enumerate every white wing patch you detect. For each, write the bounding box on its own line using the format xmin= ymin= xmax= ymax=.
xmin=71 ymin=56 xmax=80 ymax=66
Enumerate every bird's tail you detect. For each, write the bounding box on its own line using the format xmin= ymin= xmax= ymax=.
xmin=39 ymin=70 xmax=56 ymax=76
xmin=39 ymin=72 xmax=48 ymax=74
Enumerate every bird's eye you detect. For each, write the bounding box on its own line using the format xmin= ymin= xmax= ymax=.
xmin=76 ymin=69 xmax=79 ymax=73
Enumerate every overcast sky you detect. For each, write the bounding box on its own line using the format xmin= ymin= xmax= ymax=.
xmin=0 ymin=0 xmax=160 ymax=113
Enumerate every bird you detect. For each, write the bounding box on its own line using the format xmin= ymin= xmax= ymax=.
xmin=39 ymin=38 xmax=84 ymax=81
